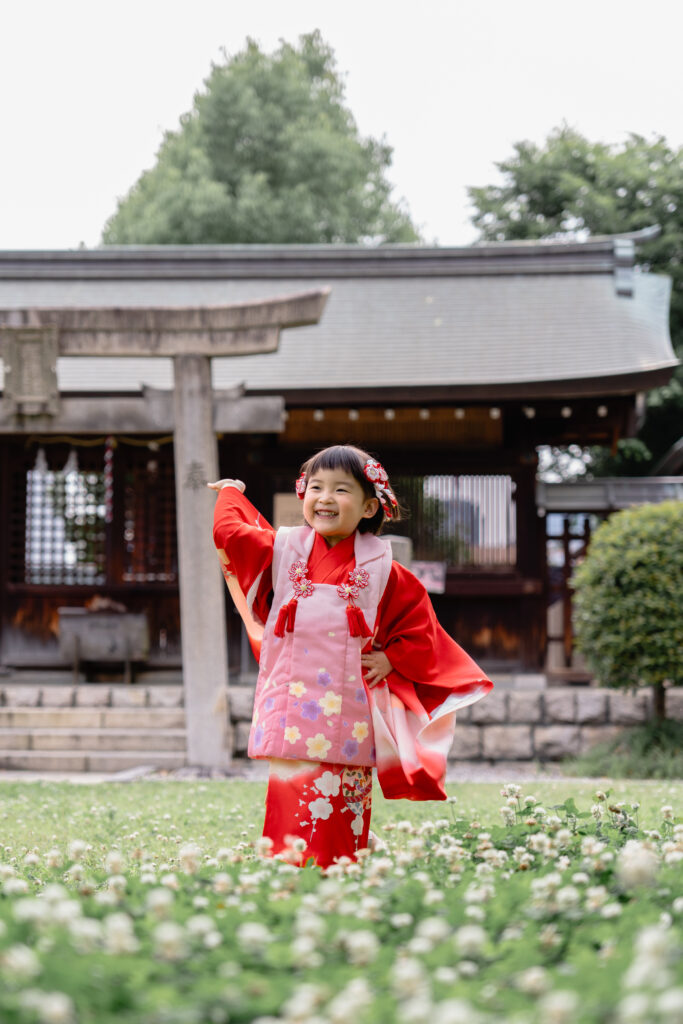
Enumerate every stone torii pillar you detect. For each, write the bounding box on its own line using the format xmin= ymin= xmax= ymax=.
xmin=0 ymin=290 xmax=329 ymax=768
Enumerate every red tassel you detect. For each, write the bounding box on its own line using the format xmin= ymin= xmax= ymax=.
xmin=275 ymin=599 xmax=298 ymax=638
xmin=274 ymin=605 xmax=288 ymax=638
xmin=347 ymin=605 xmax=372 ymax=638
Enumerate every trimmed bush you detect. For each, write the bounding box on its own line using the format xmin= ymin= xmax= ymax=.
xmin=572 ymin=501 xmax=683 ymax=716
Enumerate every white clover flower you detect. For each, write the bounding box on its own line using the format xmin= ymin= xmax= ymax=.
xmin=154 ymin=921 xmax=188 ymax=961
xmin=657 ymin=988 xmax=683 ymax=1022
xmin=106 ymin=874 xmax=127 ymax=896
xmin=103 ymin=912 xmax=139 ymax=954
xmin=178 ymin=843 xmax=202 ymax=874
xmin=538 ymin=990 xmax=579 ymax=1024
xmin=616 ymin=840 xmax=659 ymax=888
xmin=161 ymin=872 xmax=179 ymax=890
xmin=389 ymin=912 xmax=413 ymax=929
xmin=23 ymin=851 xmax=40 ymax=866
xmin=634 ymin=924 xmax=675 ymax=961
xmin=585 ymin=886 xmax=608 ymax=911
xmin=67 ymin=839 xmax=88 ymax=861
xmin=3 ymin=877 xmax=29 ymax=895
xmin=454 ymin=924 xmax=486 ymax=958
xmin=397 ymin=995 xmax=433 ymax=1024
xmin=617 ymin=992 xmax=651 ymax=1022
xmin=431 ymin=997 xmax=478 ymax=1024
xmin=464 ymin=905 xmax=485 ymax=922
xmin=661 ymin=805 xmax=674 ymax=821
xmin=391 ymin=956 xmax=430 ymax=999
xmin=13 ymin=898 xmax=50 ymax=925
xmin=340 ymin=928 xmax=380 ymax=965
xmin=1 ymin=943 xmax=42 ymax=979
xmin=145 ymin=887 xmax=174 ymax=918
xmin=556 ymin=885 xmax=581 ymax=911
xmin=555 ymin=828 xmax=573 ymax=847
xmin=407 ymin=936 xmax=434 ymax=955
xmin=204 ymin=930 xmax=222 ymax=950
xmin=433 ymin=966 xmax=458 ymax=984
xmin=104 ymin=849 xmax=125 ymax=874
xmin=44 ymin=849 xmax=63 ymax=868
xmin=51 ymin=900 xmax=82 ymax=926
xmin=255 ymin=836 xmax=274 ymax=857
xmin=601 ymin=903 xmax=622 ymax=919
xmin=327 ymin=977 xmax=374 ymax=1024
xmin=236 ymin=921 xmax=273 ymax=955
xmin=538 ymin=924 xmax=562 ymax=949
xmin=68 ymin=916 xmax=103 ymax=953
xmin=500 ymin=806 xmax=516 ymax=825
xmin=282 ymin=982 xmax=325 ymax=1021
xmin=515 ymin=966 xmax=549 ymax=994
xmin=185 ymin=914 xmax=215 ymax=937
xmin=295 ymin=910 xmax=325 ymax=939
xmin=30 ymin=990 xmax=75 ymax=1024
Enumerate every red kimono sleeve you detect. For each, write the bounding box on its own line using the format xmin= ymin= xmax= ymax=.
xmin=367 ymin=562 xmax=493 ymax=801
xmin=376 ymin=563 xmax=492 ymax=714
xmin=212 ymin=488 xmax=276 ymax=655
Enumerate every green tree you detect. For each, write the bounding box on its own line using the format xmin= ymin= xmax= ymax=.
xmin=102 ymin=32 xmax=419 ymax=246
xmin=468 ymin=126 xmax=683 ymax=474
xmin=572 ymin=501 xmax=683 ymax=722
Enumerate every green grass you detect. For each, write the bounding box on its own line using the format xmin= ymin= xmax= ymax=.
xmin=0 ymin=778 xmax=680 ymax=852
xmin=0 ymin=778 xmax=681 ymax=1024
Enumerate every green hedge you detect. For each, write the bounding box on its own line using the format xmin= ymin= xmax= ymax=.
xmin=572 ymin=500 xmax=683 ymax=693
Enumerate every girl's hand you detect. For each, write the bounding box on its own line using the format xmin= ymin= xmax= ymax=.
xmin=207 ymin=479 xmax=246 ymax=492
xmin=361 ymin=650 xmax=392 ymax=688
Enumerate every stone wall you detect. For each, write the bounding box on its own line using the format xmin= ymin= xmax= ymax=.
xmin=228 ymin=685 xmax=683 ymax=762
xmin=2 ymin=682 xmax=681 ymax=764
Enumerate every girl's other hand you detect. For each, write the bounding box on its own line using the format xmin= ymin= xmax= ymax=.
xmin=361 ymin=650 xmax=392 ymax=688
xmin=207 ymin=479 xmax=246 ymax=492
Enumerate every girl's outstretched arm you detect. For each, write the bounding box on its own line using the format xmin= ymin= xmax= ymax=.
xmin=211 ymin=482 xmax=276 ymax=630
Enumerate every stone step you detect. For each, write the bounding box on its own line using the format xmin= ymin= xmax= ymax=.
xmin=0 ymin=685 xmax=185 ymax=709
xmin=0 ymin=728 xmax=187 ymax=752
xmin=0 ymin=750 xmax=187 ymax=772
xmin=0 ymin=707 xmax=186 ymax=729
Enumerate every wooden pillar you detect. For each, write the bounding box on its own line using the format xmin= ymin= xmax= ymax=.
xmin=173 ymin=355 xmax=231 ymax=768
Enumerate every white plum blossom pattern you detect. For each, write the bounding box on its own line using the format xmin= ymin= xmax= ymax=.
xmin=313 ymin=772 xmax=341 ymax=798
xmin=308 ymin=798 xmax=333 ymax=821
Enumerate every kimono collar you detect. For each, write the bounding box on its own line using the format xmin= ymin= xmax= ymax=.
xmin=287 ymin=525 xmax=389 ymax=568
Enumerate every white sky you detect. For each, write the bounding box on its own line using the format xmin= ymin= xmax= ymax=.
xmin=1 ymin=0 xmax=682 ymax=250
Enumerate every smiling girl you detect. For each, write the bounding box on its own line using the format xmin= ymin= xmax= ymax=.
xmin=210 ymin=444 xmax=492 ymax=867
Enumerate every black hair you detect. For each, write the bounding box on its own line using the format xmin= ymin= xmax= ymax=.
xmin=299 ymin=444 xmax=400 ymax=535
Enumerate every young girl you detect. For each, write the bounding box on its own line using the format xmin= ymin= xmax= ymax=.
xmin=210 ymin=445 xmax=492 ymax=868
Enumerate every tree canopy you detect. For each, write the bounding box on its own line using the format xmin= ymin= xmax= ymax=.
xmin=102 ymin=32 xmax=419 ymax=246
xmin=468 ymin=126 xmax=683 ymax=474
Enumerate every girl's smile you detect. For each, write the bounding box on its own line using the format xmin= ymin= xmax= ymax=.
xmin=302 ymin=468 xmax=378 ymax=546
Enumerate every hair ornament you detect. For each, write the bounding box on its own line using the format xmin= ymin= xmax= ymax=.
xmin=363 ymin=459 xmax=398 ymax=519
xmin=295 ymin=471 xmax=307 ymax=500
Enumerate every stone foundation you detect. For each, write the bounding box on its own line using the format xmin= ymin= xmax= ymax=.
xmin=1 ymin=683 xmax=680 ymax=767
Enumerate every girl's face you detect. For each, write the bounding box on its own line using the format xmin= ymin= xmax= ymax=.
xmin=302 ymin=468 xmax=379 ymax=546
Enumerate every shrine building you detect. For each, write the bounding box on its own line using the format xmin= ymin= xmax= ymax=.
xmin=0 ymin=232 xmax=678 ymax=767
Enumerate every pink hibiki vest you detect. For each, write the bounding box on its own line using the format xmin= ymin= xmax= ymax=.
xmin=248 ymin=526 xmax=393 ymax=766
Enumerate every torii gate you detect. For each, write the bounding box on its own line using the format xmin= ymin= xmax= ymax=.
xmin=0 ymin=289 xmax=329 ymax=768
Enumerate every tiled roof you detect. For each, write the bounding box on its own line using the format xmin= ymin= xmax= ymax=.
xmin=0 ymin=239 xmax=676 ymax=396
